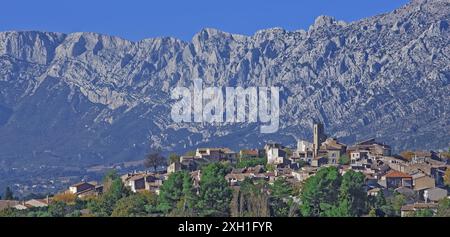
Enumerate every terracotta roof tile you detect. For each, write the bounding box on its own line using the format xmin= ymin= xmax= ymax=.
xmin=385 ymin=170 xmax=412 ymax=178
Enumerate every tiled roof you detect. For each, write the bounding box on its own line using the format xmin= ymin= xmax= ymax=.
xmin=385 ymin=170 xmax=412 ymax=178
xmin=70 ymin=181 xmax=95 ymax=188
xmin=401 ymin=203 xmax=438 ymax=211
xmin=414 ymin=151 xmax=432 ymax=157
xmin=240 ymin=149 xmax=259 ymax=156
xmin=25 ymin=199 xmax=48 ymax=207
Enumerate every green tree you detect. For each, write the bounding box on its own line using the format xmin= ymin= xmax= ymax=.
xmin=103 ymin=169 xmax=119 ymax=180
xmin=88 ymin=172 xmax=130 ymax=216
xmin=236 ymin=157 xmax=266 ymax=168
xmin=197 ymin=163 xmax=232 ymax=216
xmin=436 ymin=198 xmax=450 ymax=217
xmin=337 ymin=170 xmax=367 ymax=216
xmin=158 ymin=171 xmax=187 ymax=213
xmin=230 ymin=179 xmax=270 ymax=217
xmin=368 ymin=208 xmax=377 ymax=217
xmin=168 ymin=153 xmax=180 ymax=164
xmin=270 ymin=178 xmax=294 ymax=217
xmin=0 ymin=208 xmax=23 ymax=217
xmin=338 ymin=155 xmax=350 ymax=165
xmin=111 ymin=193 xmax=153 ymax=217
xmin=297 ymin=160 xmax=308 ymax=169
xmin=284 ymin=148 xmax=293 ymax=157
xmin=180 ymin=171 xmax=197 ymax=215
xmin=102 ymin=169 xmax=119 ymax=192
xmin=158 ymin=171 xmax=196 ymax=216
xmin=413 ymin=209 xmax=434 ymax=217
xmin=48 ymin=201 xmax=68 ymax=217
xmin=391 ymin=193 xmax=406 ymax=216
xmin=27 ymin=209 xmax=51 ymax=217
xmin=300 ymin=167 xmax=342 ymax=217
xmin=266 ymin=164 xmax=275 ymax=172
xmin=66 ymin=210 xmax=82 ymax=217
xmin=380 ymin=204 xmax=396 ymax=217
xmin=143 ymin=191 xmax=159 ymax=215
xmin=368 ymin=190 xmax=389 ymax=217
xmin=375 ymin=191 xmax=387 ymax=208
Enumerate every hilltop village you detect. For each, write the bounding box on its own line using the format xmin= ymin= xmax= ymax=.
xmin=1 ymin=123 xmax=450 ymax=217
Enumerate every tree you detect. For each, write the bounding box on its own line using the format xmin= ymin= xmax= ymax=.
xmin=269 ymin=178 xmax=294 ymax=217
xmin=413 ymin=209 xmax=434 ymax=217
xmin=236 ymin=157 xmax=266 ymax=168
xmin=380 ymin=204 xmax=396 ymax=217
xmin=102 ymin=169 xmax=119 ymax=193
xmin=157 ymin=171 xmax=196 ymax=216
xmin=158 ymin=171 xmax=187 ymax=213
xmin=48 ymin=201 xmax=68 ymax=217
xmin=0 ymin=208 xmax=23 ymax=217
xmin=297 ymin=160 xmax=308 ymax=169
xmin=301 ymin=170 xmax=366 ymax=217
xmin=144 ymin=150 xmax=166 ymax=171
xmin=88 ymin=172 xmax=130 ymax=216
xmin=375 ymin=191 xmax=387 ymax=208
xmin=196 ymin=163 xmax=232 ymax=216
xmin=337 ymin=170 xmax=367 ymax=216
xmin=102 ymin=178 xmax=129 ymax=215
xmin=440 ymin=151 xmax=450 ymax=160
xmin=436 ymin=198 xmax=450 ymax=217
xmin=391 ymin=193 xmax=406 ymax=216
xmin=266 ymin=164 xmax=275 ymax=172
xmin=142 ymin=191 xmax=159 ymax=215
xmin=180 ymin=171 xmax=197 ymax=215
xmin=112 ymin=193 xmax=149 ymax=217
xmin=27 ymin=210 xmax=51 ymax=217
xmin=370 ymin=192 xmax=404 ymax=217
xmin=3 ymin=186 xmax=14 ymax=200
xmin=168 ymin=153 xmax=180 ymax=165
xmin=300 ymin=167 xmax=341 ymax=217
xmin=230 ymin=179 xmax=270 ymax=217
xmin=284 ymin=148 xmax=293 ymax=158
xmin=52 ymin=192 xmax=77 ymax=204
xmin=400 ymin=151 xmax=415 ymax=161
xmin=66 ymin=210 xmax=82 ymax=217
xmin=368 ymin=208 xmax=377 ymax=217
xmin=444 ymin=169 xmax=450 ymax=187
xmin=368 ymin=190 xmax=389 ymax=217
xmin=338 ymin=154 xmax=350 ymax=165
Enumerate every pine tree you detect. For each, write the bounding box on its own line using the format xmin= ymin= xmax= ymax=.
xmin=338 ymin=170 xmax=367 ymax=216
xmin=196 ymin=163 xmax=232 ymax=216
xmin=181 ymin=171 xmax=197 ymax=215
xmin=300 ymin=167 xmax=341 ymax=217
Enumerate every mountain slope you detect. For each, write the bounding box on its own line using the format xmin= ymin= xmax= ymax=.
xmin=0 ymin=0 xmax=449 ymax=169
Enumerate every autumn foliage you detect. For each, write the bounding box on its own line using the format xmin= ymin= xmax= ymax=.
xmin=52 ymin=192 xmax=77 ymax=204
xmin=400 ymin=151 xmax=415 ymax=161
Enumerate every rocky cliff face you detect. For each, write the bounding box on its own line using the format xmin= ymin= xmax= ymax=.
xmin=0 ymin=0 xmax=449 ymax=168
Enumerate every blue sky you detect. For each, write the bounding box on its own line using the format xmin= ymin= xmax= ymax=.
xmin=0 ymin=0 xmax=409 ymax=42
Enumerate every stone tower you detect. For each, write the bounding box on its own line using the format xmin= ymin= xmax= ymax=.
xmin=313 ymin=121 xmax=326 ymax=157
